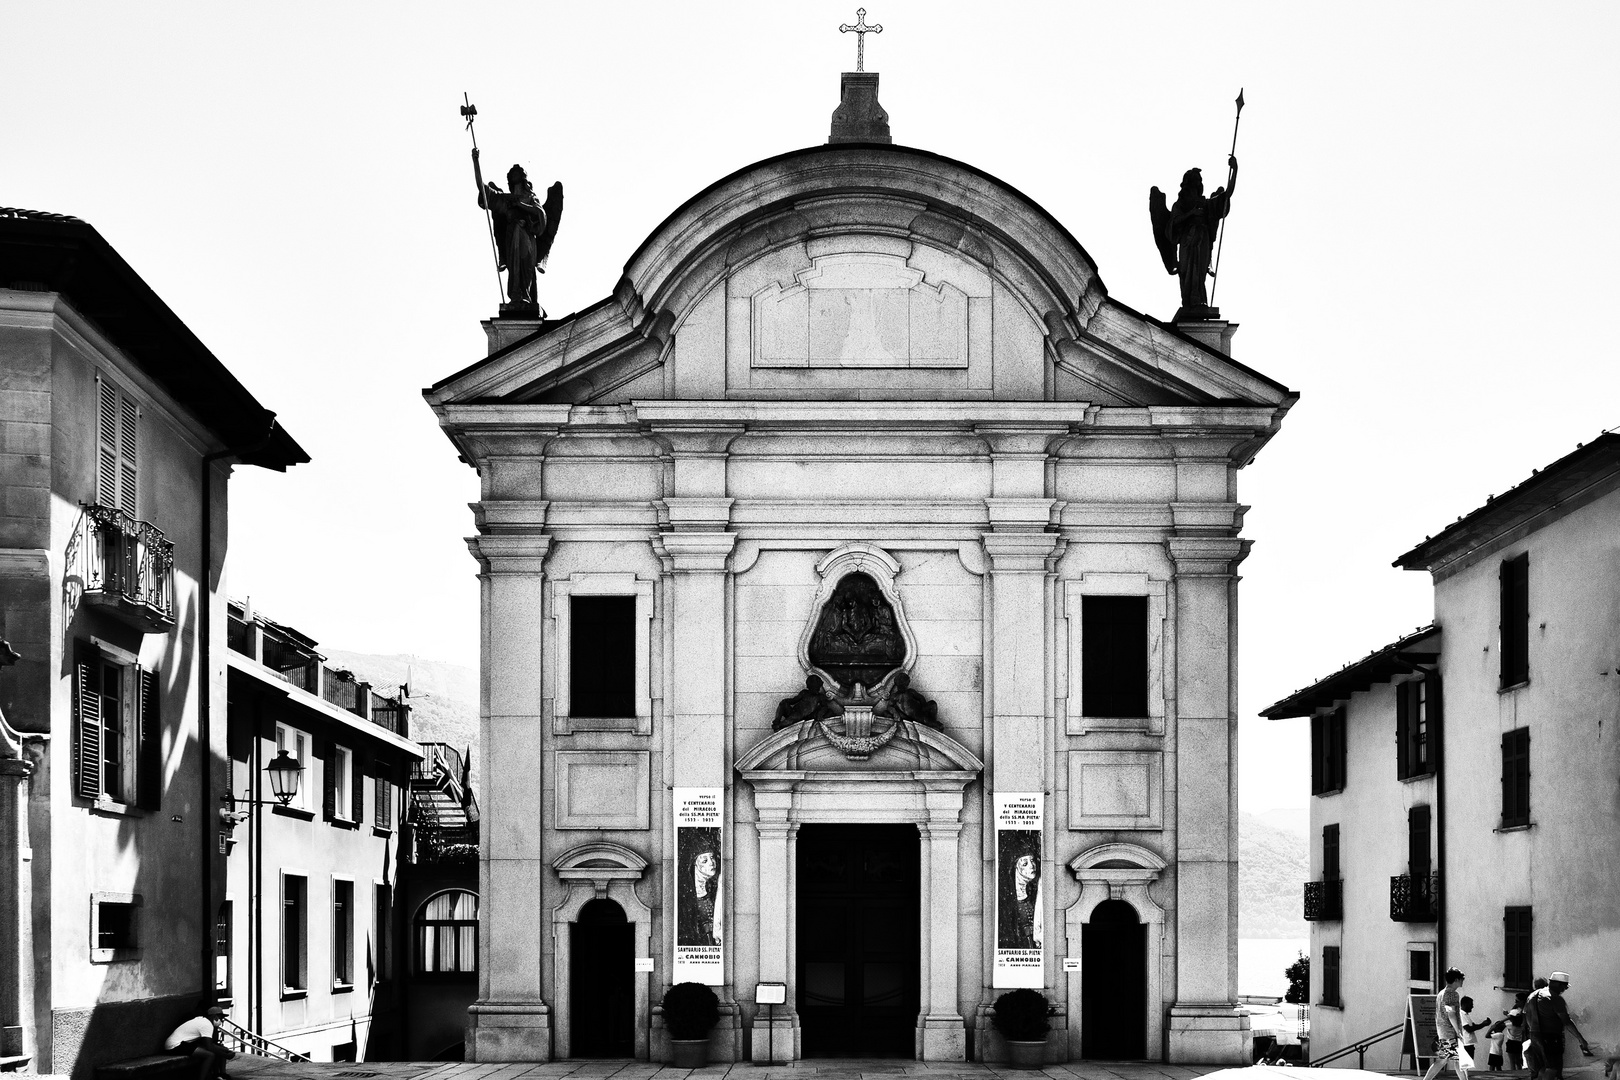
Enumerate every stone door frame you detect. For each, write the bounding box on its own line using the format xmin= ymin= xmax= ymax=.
xmin=738 ymin=723 xmax=983 ymax=1061
xmin=1063 ymin=842 xmax=1168 ymax=1061
xmin=551 ymin=842 xmax=653 ymax=1060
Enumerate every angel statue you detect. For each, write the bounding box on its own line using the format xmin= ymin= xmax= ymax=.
xmin=1149 ymin=155 xmax=1237 ymax=321
xmin=473 ymin=147 xmax=563 ymax=317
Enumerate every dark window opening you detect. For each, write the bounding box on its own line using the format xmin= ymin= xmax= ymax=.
xmin=1500 ymin=553 xmax=1529 ymax=687
xmin=570 ymin=596 xmax=636 ymax=718
xmin=1408 ymin=804 xmax=1432 ymax=877
xmin=1322 ymin=823 xmax=1340 ymax=880
xmin=283 ymin=876 xmax=306 ymax=990
xmin=333 ymin=880 xmax=354 ymax=986
xmin=98 ymin=901 xmax=136 ymax=950
xmin=1397 ymin=674 xmax=1437 ymax=779
xmin=1321 ymin=946 xmax=1341 ymax=1006
xmin=1409 ymin=950 xmax=1430 ymax=984
xmin=1080 ymin=595 xmax=1149 ymax=719
xmin=1504 ymin=906 xmax=1533 ymax=989
xmin=1311 ymin=707 xmax=1347 ymax=794
xmin=1502 ymin=727 xmax=1531 ymax=828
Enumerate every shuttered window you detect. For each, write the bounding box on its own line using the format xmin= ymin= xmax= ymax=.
xmin=1500 ymin=554 xmax=1530 ymax=688
xmin=74 ymin=643 xmax=160 ymax=808
xmin=95 ymin=376 xmax=138 ymax=515
xmin=373 ymin=775 xmax=392 ymax=830
xmin=1408 ymin=805 xmax=1432 ymax=876
xmin=1502 ymin=727 xmax=1531 ymax=827
xmin=1323 ymin=823 xmax=1341 ymax=880
xmin=1321 ymin=946 xmax=1341 ymax=1006
xmin=1397 ymin=674 xmax=1438 ymax=779
xmin=1081 ymin=596 xmax=1150 ymax=718
xmin=1503 ymin=907 xmax=1533 ymax=989
xmin=1312 ymin=707 xmax=1347 ymax=795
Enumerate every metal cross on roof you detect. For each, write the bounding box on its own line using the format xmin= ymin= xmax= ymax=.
xmin=839 ymin=8 xmax=883 ymax=72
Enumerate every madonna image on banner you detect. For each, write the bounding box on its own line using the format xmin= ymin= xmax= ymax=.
xmin=673 ymin=787 xmax=724 ymax=985
xmin=993 ymin=791 xmax=1044 ymax=988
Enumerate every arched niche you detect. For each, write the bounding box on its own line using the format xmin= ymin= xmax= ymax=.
xmin=1063 ymin=843 xmax=1168 ymax=1061
xmin=796 ymin=543 xmax=919 ymax=697
xmin=737 ymin=720 xmax=983 ymax=1061
xmin=551 ymin=842 xmax=652 ymax=1059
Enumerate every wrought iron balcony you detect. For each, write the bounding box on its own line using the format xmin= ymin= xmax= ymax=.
xmin=1304 ymin=877 xmax=1343 ymax=921
xmin=1390 ymin=871 xmax=1441 ymax=922
xmin=70 ymin=504 xmax=175 ymax=631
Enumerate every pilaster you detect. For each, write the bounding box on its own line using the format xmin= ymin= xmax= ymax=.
xmin=751 ymin=810 xmax=800 ymax=1062
xmin=918 ymin=812 xmax=968 ymax=1061
xmin=0 ymin=756 xmax=33 ymax=1062
xmin=1165 ymin=534 xmax=1250 ymax=1065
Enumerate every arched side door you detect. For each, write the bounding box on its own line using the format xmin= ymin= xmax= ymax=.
xmin=571 ymin=897 xmax=634 ymax=1057
xmin=1081 ymin=898 xmax=1147 ymax=1059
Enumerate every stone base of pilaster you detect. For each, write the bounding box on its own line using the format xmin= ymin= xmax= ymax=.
xmin=467 ymin=1000 xmax=551 ymax=1061
xmin=750 ymin=1012 xmax=801 ymax=1062
xmin=1167 ymin=1003 xmax=1251 ymax=1064
xmin=917 ymin=1013 xmax=969 ymax=1061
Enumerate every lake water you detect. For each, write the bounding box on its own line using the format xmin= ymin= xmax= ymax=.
xmin=1239 ymin=937 xmax=1309 ymax=999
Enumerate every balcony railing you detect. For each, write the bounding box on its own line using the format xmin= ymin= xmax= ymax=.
xmin=1390 ymin=871 xmax=1441 ymax=922
xmin=1303 ymin=877 xmax=1343 ymax=921
xmin=71 ymin=505 xmax=175 ymax=631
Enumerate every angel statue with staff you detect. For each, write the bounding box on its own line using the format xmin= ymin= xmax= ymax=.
xmin=1149 ymin=154 xmax=1236 ymax=322
xmin=472 ymin=147 xmax=563 ymax=317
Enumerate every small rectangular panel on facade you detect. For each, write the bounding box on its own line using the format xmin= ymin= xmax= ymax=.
xmin=553 ymin=750 xmax=650 ymax=830
xmin=673 ymin=787 xmax=724 ymax=986
xmin=1067 ymin=750 xmax=1163 ymax=831
xmin=993 ymin=792 xmax=1045 ymax=989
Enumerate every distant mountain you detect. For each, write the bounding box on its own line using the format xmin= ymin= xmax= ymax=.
xmin=323 ymin=650 xmax=479 ymax=782
xmin=1239 ymin=810 xmax=1309 ymax=939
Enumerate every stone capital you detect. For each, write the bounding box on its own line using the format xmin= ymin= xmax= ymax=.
xmin=984 ymin=498 xmax=1061 ymax=532
xmin=644 ymin=423 xmax=746 ymax=457
xmin=981 ymin=531 xmax=1063 ymax=573
xmin=467 ymin=533 xmax=553 ymax=575
xmin=658 ymin=497 xmax=734 ymax=532
xmin=1166 ymin=536 xmax=1250 ymax=577
xmin=657 ymin=531 xmax=738 ymax=573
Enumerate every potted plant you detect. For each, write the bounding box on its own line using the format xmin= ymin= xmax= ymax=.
xmin=992 ymin=988 xmax=1051 ymax=1069
xmin=663 ymin=981 xmax=720 ymax=1067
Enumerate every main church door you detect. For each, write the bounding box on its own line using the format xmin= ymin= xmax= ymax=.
xmin=1081 ymin=899 xmax=1147 ymax=1058
xmin=796 ymin=824 xmax=920 ymax=1057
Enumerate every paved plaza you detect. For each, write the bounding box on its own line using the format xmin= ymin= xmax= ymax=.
xmin=228 ymin=1057 xmax=1246 ymax=1080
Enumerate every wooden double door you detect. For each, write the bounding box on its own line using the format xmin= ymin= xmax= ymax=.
xmin=796 ymin=824 xmax=921 ymax=1057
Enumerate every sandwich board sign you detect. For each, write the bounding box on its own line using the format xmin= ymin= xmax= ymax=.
xmin=1403 ymin=993 xmax=1439 ymax=1070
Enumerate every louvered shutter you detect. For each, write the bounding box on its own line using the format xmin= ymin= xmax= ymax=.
xmin=96 ymin=379 xmax=119 ymax=506
xmin=351 ymin=750 xmax=365 ymax=823
xmin=136 ymin=668 xmax=161 ymax=810
xmin=1409 ymin=805 xmax=1431 ymax=876
xmin=322 ymin=741 xmax=337 ymax=821
xmin=1396 ymin=682 xmax=1412 ymax=779
xmin=1427 ymin=670 xmax=1443 ymax=772
xmin=1310 ymin=714 xmax=1324 ymax=795
xmin=75 ymin=647 xmax=103 ymax=800
xmin=117 ymin=394 xmax=138 ymax=515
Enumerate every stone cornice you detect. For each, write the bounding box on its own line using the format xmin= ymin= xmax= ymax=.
xmin=981 ymin=531 xmax=1064 ymax=572
xmin=1165 ymin=536 xmax=1250 ymax=576
xmin=466 ymin=533 xmax=553 ymax=575
xmin=654 ymin=531 xmax=738 ymax=572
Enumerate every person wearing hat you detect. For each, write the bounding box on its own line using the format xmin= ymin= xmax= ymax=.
xmin=163 ymin=1004 xmax=235 ymax=1080
xmin=1526 ymin=972 xmax=1592 ymax=1080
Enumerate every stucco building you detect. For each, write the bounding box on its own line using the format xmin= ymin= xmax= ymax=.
xmin=0 ymin=208 xmax=306 ymax=1075
xmin=1263 ymin=434 xmax=1620 ymax=1070
xmin=427 ymin=75 xmax=1295 ymax=1064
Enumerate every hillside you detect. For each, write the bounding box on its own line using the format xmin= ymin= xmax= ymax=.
xmin=323 ymin=650 xmax=479 ymax=781
xmin=1239 ymin=810 xmax=1309 ymax=939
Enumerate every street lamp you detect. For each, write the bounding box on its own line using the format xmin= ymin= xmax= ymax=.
xmin=262 ymin=750 xmax=303 ymax=807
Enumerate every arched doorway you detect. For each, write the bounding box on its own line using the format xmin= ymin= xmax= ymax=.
xmin=571 ymin=898 xmax=634 ymax=1056
xmin=1081 ymin=899 xmax=1147 ymax=1059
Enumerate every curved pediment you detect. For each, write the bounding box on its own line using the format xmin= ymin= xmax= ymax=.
xmin=1069 ymin=841 xmax=1167 ymax=874
xmin=552 ymin=841 xmax=649 ymax=880
xmin=736 ymin=718 xmax=983 ymax=776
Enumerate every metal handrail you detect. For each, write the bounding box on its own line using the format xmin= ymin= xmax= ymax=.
xmin=1309 ymin=1022 xmax=1404 ymax=1069
xmin=215 ymin=1015 xmax=311 ymax=1062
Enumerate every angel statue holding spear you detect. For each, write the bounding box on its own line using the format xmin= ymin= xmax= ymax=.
xmin=462 ymin=97 xmax=563 ymax=317
xmin=1149 ymin=90 xmax=1245 ymax=322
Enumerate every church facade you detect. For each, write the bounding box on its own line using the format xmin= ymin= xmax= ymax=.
xmin=427 ymin=77 xmax=1295 ymax=1064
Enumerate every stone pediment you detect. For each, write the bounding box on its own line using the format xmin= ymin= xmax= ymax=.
xmin=425 ymin=145 xmax=1295 ymax=416
xmin=736 ymin=719 xmax=983 ymax=777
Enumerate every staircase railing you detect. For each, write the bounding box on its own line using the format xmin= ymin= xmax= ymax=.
xmin=1308 ymin=1022 xmax=1403 ymax=1069
xmin=215 ymin=1016 xmax=311 ymax=1062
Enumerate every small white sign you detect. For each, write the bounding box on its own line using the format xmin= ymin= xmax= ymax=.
xmin=756 ymin=982 xmax=787 ymax=1005
xmin=634 ymin=957 xmax=655 ymax=973
xmin=1062 ymin=957 xmax=1081 ymax=972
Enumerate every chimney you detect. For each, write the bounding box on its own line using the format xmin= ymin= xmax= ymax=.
xmin=828 ymin=72 xmax=891 ymax=144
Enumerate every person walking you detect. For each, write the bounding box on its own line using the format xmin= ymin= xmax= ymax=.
xmin=1424 ymin=967 xmax=1472 ymax=1080
xmin=1526 ymin=972 xmax=1593 ymax=1080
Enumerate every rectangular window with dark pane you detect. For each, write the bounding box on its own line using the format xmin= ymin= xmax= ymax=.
xmin=1323 ymin=823 xmax=1340 ymax=880
xmin=1312 ymin=707 xmax=1347 ymax=795
xmin=333 ymin=879 xmax=354 ymax=988
xmin=283 ymin=874 xmax=306 ymax=991
xmin=1504 ymin=906 xmax=1533 ymax=989
xmin=1500 ymin=553 xmax=1529 ymax=687
xmin=98 ymin=901 xmax=136 ymax=950
xmin=1502 ymin=727 xmax=1531 ymax=828
xmin=1408 ymin=804 xmax=1432 ymax=877
xmin=570 ymin=596 xmax=636 ymax=718
xmin=1397 ymin=674 xmax=1436 ymax=779
xmin=1081 ymin=596 xmax=1150 ymax=718
xmin=1321 ymin=945 xmax=1341 ymax=1006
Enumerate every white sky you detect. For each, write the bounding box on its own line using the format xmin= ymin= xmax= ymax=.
xmin=8 ymin=2 xmax=1618 ymax=812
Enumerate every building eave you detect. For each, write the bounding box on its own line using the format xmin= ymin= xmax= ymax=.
xmin=1261 ymin=625 xmax=1441 ymax=719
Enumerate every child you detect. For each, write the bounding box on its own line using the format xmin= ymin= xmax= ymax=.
xmin=1487 ymin=1016 xmax=1508 ymax=1071
xmin=1462 ymin=997 xmax=1492 ymax=1071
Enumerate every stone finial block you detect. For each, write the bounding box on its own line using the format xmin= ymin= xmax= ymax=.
xmin=829 ymin=72 xmax=892 ymax=144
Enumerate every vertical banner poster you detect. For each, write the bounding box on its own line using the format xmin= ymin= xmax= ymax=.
xmin=994 ymin=792 xmax=1044 ymax=988
xmin=673 ymin=787 xmax=724 ymax=986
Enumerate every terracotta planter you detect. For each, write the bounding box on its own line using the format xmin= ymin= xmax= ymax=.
xmin=671 ymin=1038 xmax=711 ymax=1068
xmin=1006 ymin=1039 xmax=1046 ymax=1069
